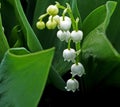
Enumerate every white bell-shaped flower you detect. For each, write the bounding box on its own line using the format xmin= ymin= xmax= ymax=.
xmin=71 ymin=62 xmax=85 ymax=77
xmin=57 ymin=30 xmax=65 ymax=41
xmin=65 ymin=78 xmax=79 ymax=92
xmin=71 ymin=30 xmax=83 ymax=43
xmin=58 ymin=16 xmax=71 ymax=31
xmin=57 ymin=30 xmax=71 ymax=42
xmin=63 ymin=48 xmax=76 ymax=62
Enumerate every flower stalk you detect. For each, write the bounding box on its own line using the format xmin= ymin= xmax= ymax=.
xmin=36 ymin=1 xmax=85 ymax=92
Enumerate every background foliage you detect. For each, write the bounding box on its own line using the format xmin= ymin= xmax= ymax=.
xmin=0 ymin=0 xmax=120 ymax=106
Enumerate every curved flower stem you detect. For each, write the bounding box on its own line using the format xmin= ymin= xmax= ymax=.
xmin=57 ymin=2 xmax=82 ymax=68
xmin=75 ymin=42 xmax=80 ymax=64
xmin=38 ymin=13 xmax=48 ymax=21
xmin=65 ymin=4 xmax=81 ymax=65
xmin=66 ymin=3 xmax=76 ymax=30
xmin=75 ymin=18 xmax=79 ymax=31
xmin=55 ymin=1 xmax=66 ymax=10
xmin=68 ymin=39 xmax=71 ymax=50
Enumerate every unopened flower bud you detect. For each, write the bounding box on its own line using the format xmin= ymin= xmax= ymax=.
xmin=71 ymin=62 xmax=85 ymax=77
xmin=47 ymin=5 xmax=59 ymax=16
xmin=71 ymin=30 xmax=83 ymax=43
xmin=63 ymin=48 xmax=76 ymax=62
xmin=65 ymin=78 xmax=79 ymax=92
xmin=46 ymin=19 xmax=57 ymax=29
xmin=53 ymin=15 xmax=60 ymax=24
xmin=36 ymin=21 xmax=45 ymax=30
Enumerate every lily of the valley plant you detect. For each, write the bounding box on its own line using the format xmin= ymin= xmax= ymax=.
xmin=0 ymin=0 xmax=120 ymax=107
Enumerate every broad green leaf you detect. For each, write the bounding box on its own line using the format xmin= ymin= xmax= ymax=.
xmin=81 ymin=1 xmax=120 ymax=90
xmin=78 ymin=0 xmax=120 ymax=53
xmin=1 ymin=0 xmax=42 ymax=52
xmin=82 ymin=29 xmax=119 ymax=60
xmin=82 ymin=1 xmax=117 ymax=36
xmin=82 ymin=1 xmax=118 ymax=60
xmin=82 ymin=31 xmax=120 ymax=90
xmin=0 ymin=47 xmax=54 ymax=107
xmin=107 ymin=0 xmax=120 ymax=53
xmin=0 ymin=14 xmax=9 ymax=62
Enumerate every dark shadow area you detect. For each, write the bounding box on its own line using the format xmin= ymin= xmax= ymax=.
xmin=38 ymin=71 xmax=120 ymax=107
xmin=38 ymin=84 xmax=120 ymax=107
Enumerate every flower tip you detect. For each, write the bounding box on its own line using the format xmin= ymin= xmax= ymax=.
xmin=65 ymin=78 xmax=79 ymax=92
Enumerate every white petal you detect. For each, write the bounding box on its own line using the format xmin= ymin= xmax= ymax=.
xmin=58 ymin=16 xmax=71 ymax=31
xmin=71 ymin=30 xmax=83 ymax=42
xmin=57 ymin=30 xmax=66 ymax=41
xmin=65 ymin=78 xmax=79 ymax=92
xmin=71 ymin=63 xmax=85 ymax=77
xmin=63 ymin=48 xmax=76 ymax=62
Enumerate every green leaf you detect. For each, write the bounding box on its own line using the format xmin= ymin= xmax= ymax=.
xmin=9 ymin=25 xmax=24 ymax=48
xmin=107 ymin=0 xmax=120 ymax=52
xmin=0 ymin=14 xmax=9 ymax=62
xmin=77 ymin=0 xmax=120 ymax=53
xmin=1 ymin=0 xmax=42 ymax=52
xmin=70 ymin=0 xmax=82 ymax=29
xmin=0 ymin=47 xmax=54 ymax=107
xmin=81 ymin=1 xmax=120 ymax=90
xmin=82 ymin=1 xmax=117 ymax=36
xmin=82 ymin=1 xmax=118 ymax=60
xmin=82 ymin=29 xmax=119 ymax=60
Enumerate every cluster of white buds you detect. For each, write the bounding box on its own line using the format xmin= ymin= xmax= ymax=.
xmin=36 ymin=2 xmax=85 ymax=92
